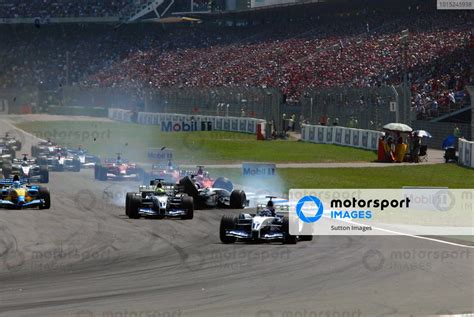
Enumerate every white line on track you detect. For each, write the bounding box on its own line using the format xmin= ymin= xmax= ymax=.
xmin=322 ymin=215 xmax=474 ymax=249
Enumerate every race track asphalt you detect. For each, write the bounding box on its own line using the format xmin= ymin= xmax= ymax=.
xmin=0 ymin=116 xmax=472 ymax=317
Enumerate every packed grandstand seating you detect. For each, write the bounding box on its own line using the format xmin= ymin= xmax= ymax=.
xmin=0 ymin=3 xmax=472 ymax=120
xmin=0 ymin=0 xmax=130 ymax=18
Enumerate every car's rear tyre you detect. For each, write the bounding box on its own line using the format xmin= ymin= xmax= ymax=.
xmin=38 ymin=186 xmax=51 ymax=209
xmin=31 ymin=145 xmax=38 ymax=157
xmin=36 ymin=157 xmax=47 ymax=166
xmin=230 ymin=189 xmax=246 ymax=209
xmin=282 ymin=216 xmax=297 ymax=244
xmin=94 ymin=164 xmax=100 ymax=179
xmin=220 ymin=215 xmax=237 ymax=244
xmin=2 ymin=163 xmax=11 ymax=178
xmin=180 ymin=176 xmax=199 ymax=199
xmin=213 ymin=177 xmax=233 ymax=192
xmin=72 ymin=159 xmax=81 ymax=172
xmin=39 ymin=166 xmax=49 ymax=183
xmin=96 ymin=166 xmax=107 ymax=181
xmin=128 ymin=195 xmax=141 ymax=219
xmin=181 ymin=196 xmax=194 ymax=220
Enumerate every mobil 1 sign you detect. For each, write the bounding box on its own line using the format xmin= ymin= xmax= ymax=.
xmin=242 ymin=163 xmax=276 ymax=177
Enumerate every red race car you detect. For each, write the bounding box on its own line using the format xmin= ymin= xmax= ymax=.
xmin=94 ymin=153 xmax=143 ymax=181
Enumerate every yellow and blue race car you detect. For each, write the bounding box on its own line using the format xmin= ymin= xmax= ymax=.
xmin=0 ymin=177 xmax=50 ymax=209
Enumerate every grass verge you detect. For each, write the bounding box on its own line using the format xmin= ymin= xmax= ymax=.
xmin=16 ymin=121 xmax=376 ymax=164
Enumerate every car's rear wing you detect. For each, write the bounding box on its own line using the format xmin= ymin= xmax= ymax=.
xmin=256 ymin=204 xmax=289 ymax=214
xmin=139 ymin=184 xmax=175 ymax=192
xmin=0 ymin=177 xmax=30 ymax=187
xmin=104 ymin=158 xmax=130 ymax=164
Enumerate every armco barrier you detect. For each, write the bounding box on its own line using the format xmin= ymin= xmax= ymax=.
xmin=458 ymin=138 xmax=474 ymax=168
xmin=108 ymin=108 xmax=133 ymax=122
xmin=48 ymin=105 xmax=108 ymax=117
xmin=301 ymin=124 xmax=380 ymax=151
xmin=109 ymin=109 xmax=265 ymax=134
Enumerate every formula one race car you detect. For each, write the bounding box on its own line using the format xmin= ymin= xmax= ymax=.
xmin=181 ymin=165 xmax=214 ymax=188
xmin=31 ymin=139 xmax=61 ymax=158
xmin=66 ymin=147 xmax=100 ymax=168
xmin=36 ymin=151 xmax=81 ymax=172
xmin=2 ymin=155 xmax=49 ymax=183
xmin=0 ymin=176 xmax=50 ymax=209
xmin=219 ymin=197 xmax=312 ymax=244
xmin=0 ymin=143 xmax=16 ymax=160
xmin=0 ymin=132 xmax=22 ymax=151
xmin=178 ymin=175 xmax=247 ymax=210
xmin=125 ymin=179 xmax=194 ymax=219
xmin=94 ymin=153 xmax=143 ymax=181
xmin=141 ymin=163 xmax=182 ymax=185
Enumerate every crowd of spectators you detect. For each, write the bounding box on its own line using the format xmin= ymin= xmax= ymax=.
xmin=0 ymin=5 xmax=472 ymax=120
xmin=0 ymin=0 xmax=129 ymax=18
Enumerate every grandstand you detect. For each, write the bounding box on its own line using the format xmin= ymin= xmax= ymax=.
xmin=0 ymin=0 xmax=472 ymax=140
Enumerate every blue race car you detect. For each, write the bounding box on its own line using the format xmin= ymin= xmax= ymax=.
xmin=0 ymin=177 xmax=51 ymax=209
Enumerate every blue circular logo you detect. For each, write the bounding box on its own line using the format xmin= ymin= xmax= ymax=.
xmin=296 ymin=195 xmax=324 ymax=223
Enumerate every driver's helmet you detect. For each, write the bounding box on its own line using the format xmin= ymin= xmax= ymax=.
xmin=155 ymin=188 xmax=165 ymax=194
xmin=12 ymin=181 xmax=21 ymax=189
xmin=197 ymin=167 xmax=203 ymax=175
xmin=266 ymin=200 xmax=275 ymax=210
xmin=154 ymin=182 xmax=165 ymax=193
xmin=21 ymin=161 xmax=28 ymax=166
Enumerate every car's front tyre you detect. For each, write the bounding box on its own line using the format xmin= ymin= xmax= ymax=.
xmin=220 ymin=215 xmax=237 ymax=244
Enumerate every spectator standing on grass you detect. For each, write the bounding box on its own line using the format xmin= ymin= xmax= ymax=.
xmin=282 ymin=113 xmax=287 ymax=132
xmin=411 ymin=132 xmax=421 ymax=163
xmin=384 ymin=136 xmax=395 ymax=162
xmin=291 ymin=114 xmax=296 ymax=131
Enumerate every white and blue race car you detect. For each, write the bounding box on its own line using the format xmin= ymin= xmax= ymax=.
xmin=219 ymin=196 xmax=312 ymax=244
xmin=126 ymin=179 xmax=194 ymax=220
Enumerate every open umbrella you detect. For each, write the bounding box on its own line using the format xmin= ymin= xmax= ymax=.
xmin=442 ymin=135 xmax=457 ymax=149
xmin=383 ymin=123 xmax=412 ymax=132
xmin=413 ymin=130 xmax=432 ymax=138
